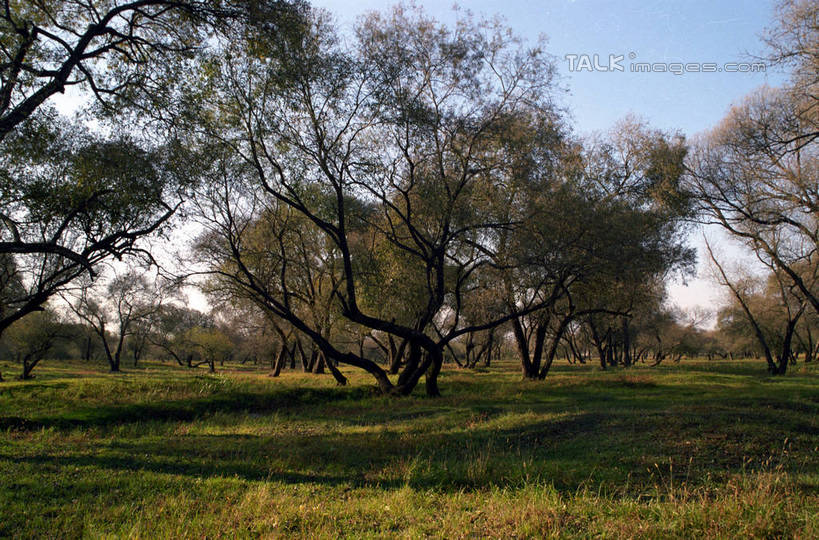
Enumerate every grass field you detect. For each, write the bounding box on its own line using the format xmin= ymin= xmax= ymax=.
xmin=1 ymin=357 xmax=818 ymax=538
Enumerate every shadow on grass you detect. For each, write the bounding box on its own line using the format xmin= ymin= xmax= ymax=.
xmin=0 ymin=385 xmax=379 ymax=432
xmin=0 ymin=412 xmax=612 ymax=492
xmin=2 ymin=366 xmax=818 ymax=498
xmin=4 ymin=400 xmax=815 ymax=496
xmin=3 ymin=447 xmax=352 ymax=486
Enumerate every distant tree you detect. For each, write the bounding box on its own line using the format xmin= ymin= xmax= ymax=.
xmin=793 ymin=302 xmax=819 ymax=362
xmin=149 ymin=304 xmax=211 ymax=367
xmin=187 ymin=326 xmax=233 ymax=373
xmin=62 ymin=270 xmax=162 ymax=372
xmin=3 ymin=308 xmax=63 ymax=379
xmin=707 ymin=239 xmax=806 ymax=374
xmin=715 ymin=302 xmax=764 ymax=360
xmin=128 ymin=317 xmax=154 ymax=367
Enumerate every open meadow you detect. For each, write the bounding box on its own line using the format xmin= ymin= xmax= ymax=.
xmin=1 ymin=359 xmax=817 ymax=538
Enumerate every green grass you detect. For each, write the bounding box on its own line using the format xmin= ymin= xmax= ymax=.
xmin=1 ymin=357 xmax=818 ymax=538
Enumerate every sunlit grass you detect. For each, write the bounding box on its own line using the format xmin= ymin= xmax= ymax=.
xmin=1 ymin=357 xmax=817 ymax=538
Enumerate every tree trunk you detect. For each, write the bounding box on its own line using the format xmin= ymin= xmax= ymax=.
xmin=325 ymin=356 xmax=347 ymax=386
xmin=21 ymin=355 xmax=38 ymax=380
xmin=538 ymin=315 xmax=572 ymax=379
xmin=397 ymin=341 xmax=421 ymax=387
xmin=464 ymin=332 xmax=476 ymax=368
xmin=312 ymin=350 xmax=325 ymax=374
xmin=102 ymin=338 xmax=120 ymax=372
xmin=444 ymin=340 xmax=464 ymax=368
xmin=291 ymin=343 xmax=299 ymax=369
xmin=605 ymin=330 xmax=615 ymax=367
xmin=424 ymin=347 xmax=443 ymax=397
xmin=111 ymin=359 xmax=121 ymax=372
xmin=271 ymin=345 xmax=286 ymax=377
xmin=511 ymin=316 xmax=531 ymax=376
xmin=395 ymin=341 xmax=437 ymax=395
xmin=296 ymin=338 xmax=309 ymax=372
xmin=774 ymin=312 xmax=802 ymax=375
xmin=588 ymin=318 xmax=607 ymax=370
xmin=132 ymin=336 xmax=147 ymax=367
xmin=622 ymin=317 xmax=632 ymax=367
xmin=478 ymin=331 xmax=494 ymax=368
xmin=84 ymin=335 xmax=93 ymax=362
xmin=389 ymin=337 xmax=408 ymax=375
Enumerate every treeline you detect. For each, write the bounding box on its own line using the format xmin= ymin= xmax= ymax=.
xmin=3 ymin=275 xmax=817 ymax=383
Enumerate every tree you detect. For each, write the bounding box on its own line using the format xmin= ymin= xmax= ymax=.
xmin=194 ymin=190 xmax=351 ymax=383
xmin=189 ymin=5 xmax=576 ymax=396
xmin=62 ymin=269 xmax=162 ymax=372
xmin=707 ymin=239 xmax=806 ymax=374
xmin=762 ymin=0 xmax=818 ymax=148
xmin=2 ymin=308 xmax=63 ymax=379
xmin=0 ymin=104 xmax=196 ymax=339
xmin=687 ymin=87 xmax=819 ymax=316
xmin=686 ymin=1 xmax=818 ymax=319
xmin=0 ymin=1 xmax=305 ymax=339
xmin=0 ymin=0 xmax=294 ymax=139
xmin=187 ymin=326 xmax=233 ymax=373
xmin=149 ymin=304 xmax=211 ymax=367
xmin=0 ymin=253 xmax=24 ymax=326
xmin=793 ymin=299 xmax=819 ymax=362
xmin=503 ymin=118 xmax=694 ymax=378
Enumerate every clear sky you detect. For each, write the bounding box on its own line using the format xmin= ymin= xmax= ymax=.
xmin=313 ymin=0 xmax=785 ymax=134
xmin=313 ymin=0 xmax=788 ymax=315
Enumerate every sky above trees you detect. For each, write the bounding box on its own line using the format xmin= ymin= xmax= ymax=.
xmin=315 ymin=0 xmax=786 ymax=134
xmin=312 ymin=0 xmax=790 ymax=316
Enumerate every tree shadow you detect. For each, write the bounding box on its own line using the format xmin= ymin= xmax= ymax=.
xmin=2 ymin=371 xmax=817 ymax=499
xmin=0 ymin=385 xmax=379 ymax=431
xmin=0 ymin=412 xmax=613 ymax=493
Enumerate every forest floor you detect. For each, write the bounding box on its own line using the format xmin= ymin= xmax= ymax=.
xmin=1 ymin=357 xmax=818 ymax=538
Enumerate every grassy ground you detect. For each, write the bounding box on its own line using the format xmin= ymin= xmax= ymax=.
xmin=1 ymin=357 xmax=817 ymax=539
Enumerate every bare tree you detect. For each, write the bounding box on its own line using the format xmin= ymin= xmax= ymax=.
xmin=687 ymin=86 xmax=819 ymax=318
xmin=762 ymin=0 xmax=818 ymax=148
xmin=4 ymin=308 xmax=64 ymax=379
xmin=62 ymin=269 xmax=163 ymax=372
xmin=688 ymin=2 xmax=818 ymax=319
xmin=706 ymin=238 xmax=806 ymax=374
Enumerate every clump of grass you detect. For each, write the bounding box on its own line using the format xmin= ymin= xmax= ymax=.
xmin=610 ymin=373 xmax=658 ymax=388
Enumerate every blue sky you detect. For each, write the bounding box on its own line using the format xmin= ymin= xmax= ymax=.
xmin=313 ymin=0 xmax=786 ymax=137
xmin=313 ymin=0 xmax=786 ymax=315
